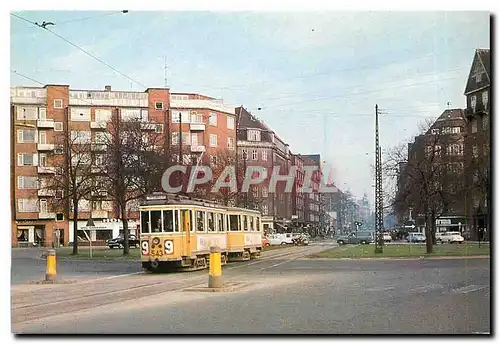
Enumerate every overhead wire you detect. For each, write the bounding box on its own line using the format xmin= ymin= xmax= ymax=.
xmin=10 ymin=12 xmax=147 ymax=90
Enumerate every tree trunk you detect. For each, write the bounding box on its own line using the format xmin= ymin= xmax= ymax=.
xmin=425 ymin=213 xmax=433 ymax=254
xmin=121 ymin=204 xmax=129 ymax=256
xmin=72 ymin=200 xmax=79 ymax=255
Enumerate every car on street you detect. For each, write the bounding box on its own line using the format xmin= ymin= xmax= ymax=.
xmin=407 ymin=232 xmax=426 ymax=243
xmin=268 ymin=233 xmax=295 ymax=245
xmin=382 ymin=232 xmax=392 ymax=242
xmin=262 ymin=236 xmax=270 ymax=247
xmin=106 ymin=234 xmax=140 ymax=249
xmin=337 ymin=231 xmax=374 ymax=245
xmin=439 ymin=231 xmax=465 ymax=244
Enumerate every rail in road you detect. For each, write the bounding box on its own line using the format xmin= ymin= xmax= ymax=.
xmin=12 ymin=244 xmax=336 ymax=324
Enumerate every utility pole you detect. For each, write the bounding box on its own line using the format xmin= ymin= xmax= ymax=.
xmin=178 ymin=112 xmax=183 ymax=192
xmin=374 ymin=104 xmax=384 ymax=253
xmin=243 ymin=150 xmax=248 ymax=208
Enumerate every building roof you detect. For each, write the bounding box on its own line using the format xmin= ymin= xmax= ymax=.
xmin=435 ymin=108 xmax=465 ymax=122
xmin=477 ymin=49 xmax=491 ymax=76
xmin=464 ymin=48 xmax=491 ymax=94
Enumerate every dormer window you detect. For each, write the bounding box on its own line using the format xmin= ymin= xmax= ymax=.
xmin=247 ymin=129 xmax=261 ymax=141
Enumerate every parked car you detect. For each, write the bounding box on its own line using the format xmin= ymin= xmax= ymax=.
xmin=262 ymin=236 xmax=270 ymax=247
xmin=382 ymin=232 xmax=392 ymax=242
xmin=439 ymin=231 xmax=464 ymax=244
xmin=106 ymin=234 xmax=140 ymax=249
xmin=268 ymin=233 xmax=295 ymax=245
xmin=337 ymin=231 xmax=374 ymax=245
xmin=407 ymin=232 xmax=426 ymax=243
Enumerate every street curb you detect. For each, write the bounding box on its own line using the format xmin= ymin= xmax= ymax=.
xmin=299 ymin=255 xmax=490 ymax=261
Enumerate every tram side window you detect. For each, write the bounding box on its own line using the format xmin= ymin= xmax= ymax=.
xmin=256 ymin=217 xmax=261 ymax=232
xmin=229 ymin=214 xmax=240 ymax=231
xmin=141 ymin=211 xmax=150 ymax=234
xmin=190 ymin=211 xmax=195 ymax=232
xmin=217 ymin=213 xmax=225 ymax=232
xmin=196 ymin=211 xmax=206 ymax=232
xmin=242 ymin=215 xmax=248 ymax=231
xmin=151 ymin=211 xmax=162 ymax=233
xmin=249 ymin=216 xmax=255 ymax=231
xmin=163 ymin=210 xmax=174 ymax=232
xmin=207 ymin=212 xmax=216 ymax=232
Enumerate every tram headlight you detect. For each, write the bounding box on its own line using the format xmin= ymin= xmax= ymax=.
xmin=153 ymin=237 xmax=160 ymax=245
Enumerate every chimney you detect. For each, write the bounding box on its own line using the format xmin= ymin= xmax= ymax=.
xmin=105 ymin=85 xmax=111 ymax=92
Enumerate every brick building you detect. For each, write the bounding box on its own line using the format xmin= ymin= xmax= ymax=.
xmin=463 ymin=48 xmax=490 ymax=239
xmin=11 ymin=85 xmax=236 ymax=247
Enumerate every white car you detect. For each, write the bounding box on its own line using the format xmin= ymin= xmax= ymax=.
xmin=382 ymin=232 xmax=392 ymax=242
xmin=439 ymin=231 xmax=465 ymax=244
xmin=268 ymin=233 xmax=294 ymax=245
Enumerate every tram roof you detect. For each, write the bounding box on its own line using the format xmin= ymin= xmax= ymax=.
xmin=139 ymin=193 xmax=261 ymax=214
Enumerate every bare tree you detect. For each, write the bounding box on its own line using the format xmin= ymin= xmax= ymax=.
xmin=101 ymin=113 xmax=168 ymax=255
xmin=386 ymin=119 xmax=465 ymax=253
xmin=42 ymin=128 xmax=96 ymax=254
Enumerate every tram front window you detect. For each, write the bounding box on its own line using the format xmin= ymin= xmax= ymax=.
xmin=141 ymin=211 xmax=150 ymax=234
xmin=151 ymin=211 xmax=162 ymax=233
xmin=163 ymin=210 xmax=174 ymax=232
xmin=229 ymin=215 xmax=239 ymax=231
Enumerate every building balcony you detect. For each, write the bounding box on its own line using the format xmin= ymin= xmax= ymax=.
xmin=37 ymin=166 xmax=56 ymax=174
xmin=90 ymin=121 xmax=107 ymax=129
xmin=92 ymin=144 xmax=107 ymax=151
xmin=91 ymin=166 xmax=107 ymax=174
xmin=140 ymin=123 xmax=157 ymax=131
xmin=38 ymin=189 xmax=55 ymax=197
xmin=190 ymin=145 xmax=206 ymax=153
xmin=39 ymin=212 xmax=56 ymax=219
xmin=37 ymin=143 xmax=55 ymax=151
xmin=465 ymin=104 xmax=488 ymax=117
xmin=91 ymin=210 xmax=108 ymax=219
xmin=36 ymin=119 xmax=55 ymax=128
xmin=190 ymin=123 xmax=206 ymax=131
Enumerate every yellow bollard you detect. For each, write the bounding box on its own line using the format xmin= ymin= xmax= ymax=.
xmin=208 ymin=246 xmax=222 ymax=288
xmin=45 ymin=249 xmax=57 ymax=282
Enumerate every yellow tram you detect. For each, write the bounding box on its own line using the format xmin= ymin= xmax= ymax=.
xmin=139 ymin=193 xmax=264 ymax=272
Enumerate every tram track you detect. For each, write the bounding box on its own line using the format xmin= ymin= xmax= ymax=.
xmin=12 ymin=244 xmax=334 ymax=324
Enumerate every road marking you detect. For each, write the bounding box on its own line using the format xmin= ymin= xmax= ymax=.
xmin=451 ymin=285 xmax=487 ymax=294
xmin=75 ymin=272 xmax=145 ymax=285
xmin=407 ymin=284 xmax=444 ymax=293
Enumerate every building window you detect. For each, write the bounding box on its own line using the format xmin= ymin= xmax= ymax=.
xmin=471 ymin=119 xmax=477 ymax=133
xmin=471 ymin=95 xmax=477 ymax=110
xmin=18 ymin=176 xmax=39 ymax=189
xmin=227 ymin=137 xmax=235 ymax=150
xmin=482 ymin=115 xmax=488 ymax=131
xmin=227 ymin=116 xmax=235 ymax=130
xmin=17 ymin=129 xmax=36 ymax=143
xmin=17 ymin=153 xmax=36 ymax=166
xmin=431 ymin=128 xmax=440 ymax=135
xmin=262 ymin=187 xmax=268 ymax=197
xmin=38 ymin=107 xmax=47 ymax=120
xmin=171 ymin=132 xmax=179 ymax=145
xmin=155 ymin=102 xmax=163 ymax=110
xmin=242 ymin=149 xmax=248 ymax=160
xmin=262 ymin=150 xmax=268 ymax=161
xmin=262 ymin=204 xmax=268 ymax=215
xmin=209 ymin=113 xmax=217 ymax=126
xmin=482 ymin=91 xmax=488 ymax=108
xmin=191 ymin=112 xmax=203 ymax=124
xmin=209 ymin=134 xmax=217 ymax=147
xmin=476 ymin=73 xmax=482 ymax=83
xmin=247 ymin=129 xmax=261 ymax=141
xmin=472 ymin=145 xmax=478 ymax=158
xmin=54 ymin=122 xmax=63 ymax=131
xmin=210 ymin=155 xmax=218 ymax=165
xmin=71 ymin=131 xmax=91 ymax=144
xmin=451 ymin=127 xmax=461 ymax=134
xmin=54 ymin=99 xmax=63 ymax=109
xmin=17 ymin=106 xmax=38 ymax=120
xmin=252 ymin=150 xmax=258 ymax=160
xmin=18 ymin=198 xmax=39 ymax=212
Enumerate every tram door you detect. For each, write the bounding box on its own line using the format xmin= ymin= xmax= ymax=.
xmin=181 ymin=209 xmax=191 ymax=257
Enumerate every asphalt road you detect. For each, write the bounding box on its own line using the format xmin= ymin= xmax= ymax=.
xmin=12 ymin=254 xmax=490 ymax=334
xmin=11 ymin=248 xmax=142 ymax=285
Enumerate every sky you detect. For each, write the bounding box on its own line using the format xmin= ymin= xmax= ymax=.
xmin=10 ymin=10 xmax=490 ymax=203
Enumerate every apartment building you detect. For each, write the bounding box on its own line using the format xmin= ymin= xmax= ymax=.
xmin=11 ymin=85 xmax=236 ymax=247
xmin=235 ymin=106 xmax=292 ymax=232
xmin=463 ymin=48 xmax=490 ymax=240
xmin=301 ymin=154 xmax=324 ymax=233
